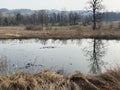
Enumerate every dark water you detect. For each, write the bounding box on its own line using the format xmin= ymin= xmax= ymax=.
xmin=0 ymin=39 xmax=119 ymax=74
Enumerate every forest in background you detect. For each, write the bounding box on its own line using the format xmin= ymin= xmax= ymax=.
xmin=0 ymin=8 xmax=120 ymax=27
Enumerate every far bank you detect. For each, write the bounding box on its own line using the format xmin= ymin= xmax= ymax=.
xmin=0 ymin=26 xmax=120 ymax=39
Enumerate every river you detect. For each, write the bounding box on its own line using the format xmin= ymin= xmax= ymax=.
xmin=0 ymin=39 xmax=119 ymax=74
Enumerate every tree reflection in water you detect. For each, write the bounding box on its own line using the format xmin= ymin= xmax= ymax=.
xmin=0 ymin=56 xmax=8 ymax=74
xmin=84 ymin=39 xmax=107 ymax=74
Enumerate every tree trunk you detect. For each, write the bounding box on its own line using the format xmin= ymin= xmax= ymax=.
xmin=93 ymin=9 xmax=96 ymax=30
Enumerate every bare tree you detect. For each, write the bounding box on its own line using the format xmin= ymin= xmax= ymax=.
xmin=16 ymin=13 xmax=23 ymax=25
xmin=88 ymin=0 xmax=104 ymax=30
xmin=0 ymin=13 xmax=3 ymax=26
xmin=37 ymin=10 xmax=49 ymax=29
xmin=69 ymin=11 xmax=79 ymax=25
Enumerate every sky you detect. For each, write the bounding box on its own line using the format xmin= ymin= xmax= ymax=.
xmin=0 ymin=0 xmax=120 ymax=11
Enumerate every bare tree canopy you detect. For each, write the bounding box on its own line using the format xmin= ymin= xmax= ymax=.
xmin=88 ymin=0 xmax=104 ymax=30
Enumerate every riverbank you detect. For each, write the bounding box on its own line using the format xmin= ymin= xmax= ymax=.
xmin=0 ymin=69 xmax=120 ymax=90
xmin=0 ymin=26 xmax=120 ymax=39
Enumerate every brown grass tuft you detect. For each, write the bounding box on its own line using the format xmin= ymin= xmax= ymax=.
xmin=0 ymin=70 xmax=119 ymax=90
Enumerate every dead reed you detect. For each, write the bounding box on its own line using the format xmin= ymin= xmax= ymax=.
xmin=0 ymin=69 xmax=120 ymax=90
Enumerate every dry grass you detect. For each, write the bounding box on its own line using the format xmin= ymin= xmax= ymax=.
xmin=0 ymin=69 xmax=120 ymax=90
xmin=0 ymin=24 xmax=120 ymax=39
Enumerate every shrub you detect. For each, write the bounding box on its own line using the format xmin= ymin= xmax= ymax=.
xmin=25 ymin=25 xmax=43 ymax=30
xmin=69 ymin=25 xmax=81 ymax=30
xmin=45 ymin=26 xmax=52 ymax=30
xmin=117 ymin=22 xmax=120 ymax=29
xmin=109 ymin=23 xmax=113 ymax=30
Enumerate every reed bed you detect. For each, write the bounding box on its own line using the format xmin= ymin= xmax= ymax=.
xmin=0 ymin=69 xmax=120 ymax=90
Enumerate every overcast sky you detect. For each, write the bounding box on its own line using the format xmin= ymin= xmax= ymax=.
xmin=0 ymin=0 xmax=120 ymax=11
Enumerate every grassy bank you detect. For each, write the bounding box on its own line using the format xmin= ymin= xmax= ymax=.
xmin=0 ymin=25 xmax=120 ymax=39
xmin=0 ymin=69 xmax=120 ymax=90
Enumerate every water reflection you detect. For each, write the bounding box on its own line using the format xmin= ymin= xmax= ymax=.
xmin=0 ymin=56 xmax=8 ymax=74
xmin=0 ymin=39 xmax=117 ymax=74
xmin=0 ymin=39 xmax=82 ymax=46
xmin=84 ymin=39 xmax=107 ymax=74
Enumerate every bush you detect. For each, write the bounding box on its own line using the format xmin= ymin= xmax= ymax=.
xmin=69 ymin=25 xmax=81 ymax=30
xmin=117 ymin=22 xmax=120 ymax=29
xmin=25 ymin=25 xmax=43 ymax=30
xmin=45 ymin=26 xmax=52 ymax=30
xmin=109 ymin=23 xmax=113 ymax=30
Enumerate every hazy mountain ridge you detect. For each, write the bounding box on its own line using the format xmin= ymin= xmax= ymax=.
xmin=0 ymin=8 xmax=35 ymax=15
xmin=0 ymin=8 xmax=90 ymax=16
xmin=0 ymin=8 xmax=120 ymax=21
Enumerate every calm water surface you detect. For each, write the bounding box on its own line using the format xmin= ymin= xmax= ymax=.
xmin=0 ymin=39 xmax=120 ymax=74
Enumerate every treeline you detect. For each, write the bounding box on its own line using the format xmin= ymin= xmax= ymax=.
xmin=0 ymin=10 xmax=82 ymax=26
xmin=0 ymin=10 xmax=120 ymax=26
xmin=103 ymin=12 xmax=120 ymax=22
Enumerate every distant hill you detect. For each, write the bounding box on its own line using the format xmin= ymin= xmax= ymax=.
xmin=10 ymin=9 xmax=35 ymax=15
xmin=0 ymin=8 xmax=9 ymax=12
xmin=0 ymin=8 xmax=35 ymax=16
xmin=0 ymin=8 xmax=119 ymax=21
xmin=0 ymin=8 xmax=91 ymax=16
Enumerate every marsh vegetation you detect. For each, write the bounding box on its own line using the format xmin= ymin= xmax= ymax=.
xmin=0 ymin=0 xmax=120 ymax=89
xmin=0 ymin=69 xmax=120 ymax=90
